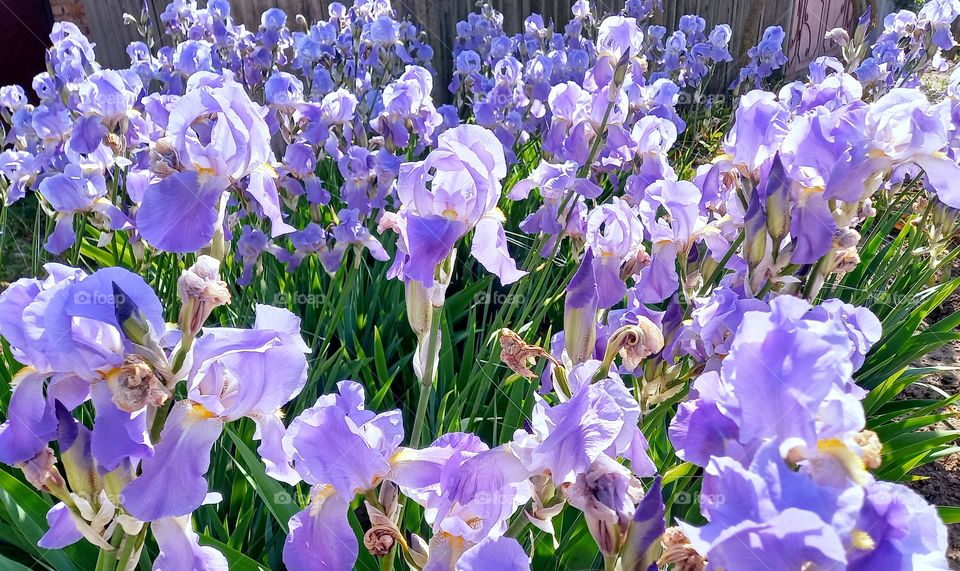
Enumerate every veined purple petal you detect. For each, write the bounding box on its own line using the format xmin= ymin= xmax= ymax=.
xmin=283 ymin=487 xmax=357 ymax=571
xmin=122 ymin=401 xmax=222 ymax=521
xmin=471 ymin=215 xmax=526 ymax=285
xmin=136 ymin=171 xmax=229 ymax=253
xmin=38 ymin=502 xmax=82 ymax=549
xmin=152 ymin=516 xmax=228 ymax=571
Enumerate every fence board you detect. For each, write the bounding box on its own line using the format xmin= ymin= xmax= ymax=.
xmin=81 ymin=0 xmax=163 ymax=68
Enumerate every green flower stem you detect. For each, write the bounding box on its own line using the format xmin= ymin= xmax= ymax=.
xmin=410 ymin=305 xmax=442 ymax=448
xmin=113 ymin=526 xmax=146 ymax=571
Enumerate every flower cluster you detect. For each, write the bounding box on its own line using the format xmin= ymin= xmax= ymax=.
xmin=0 ymin=256 xmax=308 ymax=567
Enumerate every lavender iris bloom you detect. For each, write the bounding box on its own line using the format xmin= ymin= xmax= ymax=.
xmin=584 ymin=197 xmax=647 ymax=309
xmin=383 ymin=124 xmax=525 ymax=287
xmin=38 ymin=166 xmax=130 ymax=254
xmin=279 ymin=381 xmax=403 ymax=570
xmin=137 ymin=78 xmax=293 ymax=253
xmin=122 ymin=305 xmax=309 ymax=520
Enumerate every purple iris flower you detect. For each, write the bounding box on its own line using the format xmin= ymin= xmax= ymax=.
xmin=0 ymin=266 xmax=167 ymax=472
xmin=264 ymin=71 xmax=304 ymax=113
xmin=680 ymin=442 xmax=854 ymax=570
xmin=848 ymin=481 xmax=949 ymax=570
xmin=584 ymin=197 xmax=647 ymax=309
xmin=670 ymin=294 xmax=882 ymax=471
xmin=0 ymin=150 xmax=37 ymax=205
xmin=510 ymin=159 xmax=599 ymax=255
xmin=38 ymin=165 xmax=130 ymax=254
xmin=279 ymin=380 xmax=403 ymax=570
xmin=633 ymin=179 xmax=706 ymax=303
xmin=828 ymin=89 xmax=960 ymax=209
xmin=122 ymin=305 xmax=309 ymax=520
xmin=383 ymin=124 xmax=525 ymax=287
xmin=723 ymin=90 xmax=790 ymax=173
xmin=515 ymin=360 xmax=654 ymax=486
xmin=392 ymin=434 xmax=531 ymax=544
xmin=136 ymin=79 xmax=293 ymax=253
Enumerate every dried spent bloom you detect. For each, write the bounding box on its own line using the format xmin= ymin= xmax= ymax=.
xmin=658 ymin=527 xmax=707 ymax=571
xmin=499 ymin=328 xmax=560 ymax=378
xmin=104 ymin=355 xmax=172 ymax=412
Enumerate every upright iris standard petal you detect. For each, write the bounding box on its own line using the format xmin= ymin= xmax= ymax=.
xmin=122 ymin=401 xmax=222 ymax=521
xmin=564 ymin=249 xmax=600 ymax=365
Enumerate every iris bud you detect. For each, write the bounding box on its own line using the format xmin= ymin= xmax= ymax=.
xmin=763 ymin=154 xmax=791 ymax=246
xmin=564 ymin=250 xmax=600 ymax=365
xmin=177 ymin=255 xmax=231 ymax=340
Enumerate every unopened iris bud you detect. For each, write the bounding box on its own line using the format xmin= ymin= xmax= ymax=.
xmin=19 ymin=447 xmax=68 ymax=498
xmin=621 ymin=477 xmax=666 ymax=571
xmin=56 ymin=403 xmax=99 ymax=501
xmin=377 ymin=481 xmax=400 ymax=520
xmin=744 ymin=189 xmax=767 ymax=268
xmin=564 ymin=250 xmax=600 ymax=365
xmin=113 ymin=282 xmax=151 ymax=346
xmin=104 ymin=355 xmax=172 ymax=412
xmin=405 ymin=534 xmax=430 ymax=569
xmin=613 ymin=50 xmax=631 ymax=89
xmin=620 ymin=247 xmax=651 ymax=280
xmin=178 ymin=255 xmax=231 ymax=339
xmin=404 ymin=280 xmax=433 ymax=339
xmin=854 ymin=7 xmax=872 ymax=44
xmin=763 ymin=154 xmax=791 ymax=246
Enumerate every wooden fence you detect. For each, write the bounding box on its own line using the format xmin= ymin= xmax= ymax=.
xmin=80 ymin=0 xmax=867 ymax=100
